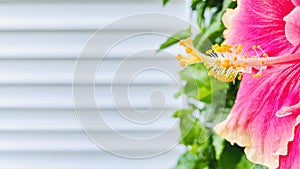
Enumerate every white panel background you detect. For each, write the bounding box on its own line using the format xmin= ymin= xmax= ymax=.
xmin=0 ymin=0 xmax=189 ymax=168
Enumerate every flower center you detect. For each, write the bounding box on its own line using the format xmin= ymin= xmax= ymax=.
xmin=177 ymin=38 xmax=300 ymax=84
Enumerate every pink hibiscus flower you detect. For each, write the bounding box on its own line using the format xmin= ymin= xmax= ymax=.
xmin=177 ymin=0 xmax=300 ymax=168
xmin=215 ymin=0 xmax=300 ymax=168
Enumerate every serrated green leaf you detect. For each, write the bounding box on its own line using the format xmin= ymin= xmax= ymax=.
xmin=158 ymin=27 xmax=191 ymax=51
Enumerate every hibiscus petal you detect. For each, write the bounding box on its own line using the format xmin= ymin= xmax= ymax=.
xmin=215 ymin=64 xmax=300 ymax=169
xmin=223 ymin=0 xmax=298 ymax=55
xmin=284 ymin=7 xmax=300 ymax=46
xmin=279 ymin=125 xmax=300 ymax=169
xmin=292 ymin=0 xmax=300 ymax=6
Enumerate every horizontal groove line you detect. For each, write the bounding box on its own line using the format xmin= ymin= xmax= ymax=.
xmin=0 ymin=108 xmax=178 ymax=111
xmin=0 ymin=107 xmax=177 ymax=111
xmin=0 ymin=83 xmax=178 ymax=86
xmin=0 ymin=148 xmax=181 ymax=154
xmin=0 ymin=57 xmax=176 ymax=61
xmin=1 ymin=0 xmax=181 ymax=4
xmin=0 ymin=28 xmax=182 ymax=32
xmin=0 ymin=128 xmax=177 ymax=132
xmin=0 ymin=149 xmax=176 ymax=152
xmin=0 ymin=108 xmax=179 ymax=112
xmin=0 ymin=56 xmax=176 ymax=60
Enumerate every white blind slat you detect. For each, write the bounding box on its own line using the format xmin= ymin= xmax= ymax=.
xmin=0 ymin=0 xmax=188 ymax=168
xmin=0 ymin=32 xmax=184 ymax=59
xmin=0 ymin=1 xmax=187 ymax=30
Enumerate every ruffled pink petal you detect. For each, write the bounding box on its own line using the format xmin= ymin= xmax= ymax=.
xmin=292 ymin=0 xmax=300 ymax=6
xmin=215 ymin=64 xmax=300 ymax=169
xmin=279 ymin=125 xmax=300 ymax=169
xmin=284 ymin=7 xmax=300 ymax=46
xmin=223 ymin=0 xmax=298 ymax=56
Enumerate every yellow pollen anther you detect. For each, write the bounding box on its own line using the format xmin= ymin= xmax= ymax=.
xmin=263 ymin=53 xmax=268 ymax=57
xmin=180 ymin=61 xmax=186 ymax=67
xmin=222 ymin=59 xmax=231 ymax=69
xmin=233 ymin=55 xmax=237 ymax=61
xmin=242 ymin=62 xmax=247 ymax=69
xmin=257 ymin=45 xmax=261 ymax=49
xmin=185 ymin=38 xmax=192 ymax=45
xmin=177 ymin=54 xmax=182 ymax=60
xmin=252 ymin=45 xmax=256 ymax=50
xmin=179 ymin=41 xmax=184 ymax=46
xmin=231 ymin=64 xmax=236 ymax=69
xmin=238 ymin=44 xmax=242 ymax=49
xmin=186 ymin=48 xmax=192 ymax=54
xmin=224 ymin=59 xmax=230 ymax=63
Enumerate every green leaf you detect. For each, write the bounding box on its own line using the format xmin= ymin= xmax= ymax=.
xmin=179 ymin=64 xmax=210 ymax=85
xmin=173 ymin=151 xmax=199 ymax=169
xmin=212 ymin=134 xmax=224 ymax=160
xmin=179 ymin=64 xmax=228 ymax=106
xmin=194 ymin=136 xmax=218 ymax=169
xmin=193 ymin=0 xmax=236 ymax=50
xmin=191 ymin=0 xmax=202 ymax=10
xmin=236 ymin=155 xmax=254 ymax=169
xmin=178 ymin=109 xmax=202 ymax=146
xmin=251 ymin=164 xmax=268 ymax=169
xmin=179 ymin=64 xmax=211 ymax=101
xmin=158 ymin=27 xmax=191 ymax=51
xmin=196 ymin=2 xmax=207 ymax=31
xmin=236 ymin=156 xmax=268 ymax=169
xmin=225 ymin=81 xmax=240 ymax=107
xmin=162 ymin=0 xmax=170 ymax=6
xmin=193 ymin=21 xmax=224 ymax=50
xmin=177 ymin=108 xmax=211 ymax=146
xmin=173 ymin=109 xmax=184 ymax=118
xmin=218 ymin=142 xmax=245 ymax=169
